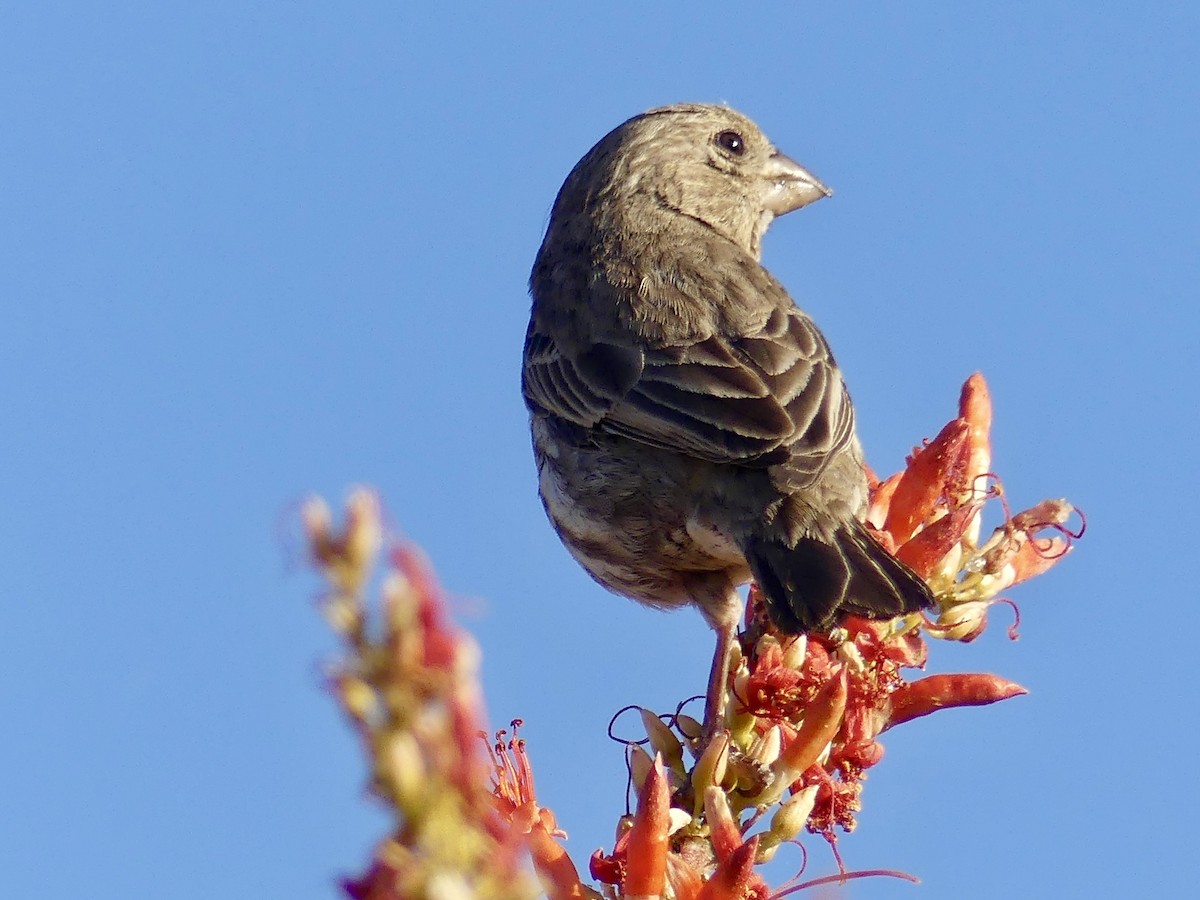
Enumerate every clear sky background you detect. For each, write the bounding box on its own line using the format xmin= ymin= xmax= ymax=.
xmin=3 ymin=3 xmax=1196 ymax=898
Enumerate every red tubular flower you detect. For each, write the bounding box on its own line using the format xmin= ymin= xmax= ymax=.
xmin=488 ymin=723 xmax=586 ymax=898
xmin=666 ymin=854 xmax=704 ymax=900
xmin=774 ymin=669 xmax=848 ymax=779
xmin=894 ymin=502 xmax=981 ymax=578
xmin=883 ymin=418 xmax=970 ymax=544
xmin=589 ymin=845 xmax=624 ymax=886
xmin=526 ymin=826 xmax=590 ymax=900
xmin=884 ymin=673 xmax=1028 ymax=729
xmin=865 ymin=471 xmax=903 ymax=538
xmin=696 ymin=838 xmax=769 ymax=900
xmin=739 ymin=641 xmax=812 ymax=721
xmin=703 ymin=787 xmax=743 ymax=864
xmin=623 ymin=754 xmax=670 ymax=897
xmin=956 ymin=373 xmax=993 ymax=511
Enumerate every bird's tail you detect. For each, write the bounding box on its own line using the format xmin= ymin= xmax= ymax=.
xmin=742 ymin=519 xmax=935 ymax=635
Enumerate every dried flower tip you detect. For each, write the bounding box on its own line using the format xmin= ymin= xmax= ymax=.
xmin=1011 ymin=497 xmax=1076 ymax=532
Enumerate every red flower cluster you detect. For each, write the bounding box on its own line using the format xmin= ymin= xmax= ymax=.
xmin=306 ymin=373 xmax=1081 ymax=899
xmin=563 ymin=374 xmax=1082 ymax=896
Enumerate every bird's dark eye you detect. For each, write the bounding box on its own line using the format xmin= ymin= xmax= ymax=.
xmin=715 ymin=130 xmax=746 ymax=156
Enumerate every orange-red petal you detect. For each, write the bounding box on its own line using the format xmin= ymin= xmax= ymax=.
xmin=1008 ymin=537 xmax=1070 ymax=586
xmin=527 ymin=825 xmax=589 ymax=900
xmin=884 ymin=419 xmax=970 ymax=544
xmin=775 ymin=669 xmax=848 ymax=777
xmin=666 ymin=853 xmax=704 ymax=900
xmin=885 ymin=673 xmax=1027 ymax=729
xmin=696 ymin=837 xmax=769 ymax=900
xmin=703 ymin=786 xmax=743 ymax=863
xmin=894 ymin=502 xmax=981 ymax=578
xmin=957 ymin=373 xmax=993 ymax=499
xmin=867 ymin=471 xmax=903 ymax=531
xmin=624 ymin=754 xmax=670 ymax=896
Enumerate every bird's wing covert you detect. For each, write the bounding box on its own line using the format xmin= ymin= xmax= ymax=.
xmin=524 ymin=304 xmax=856 ymax=476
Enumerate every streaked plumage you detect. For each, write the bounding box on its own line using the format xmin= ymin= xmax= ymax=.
xmin=523 ymin=104 xmax=933 ymax=722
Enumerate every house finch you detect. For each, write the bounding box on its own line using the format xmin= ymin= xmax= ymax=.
xmin=523 ymin=103 xmax=933 ymax=728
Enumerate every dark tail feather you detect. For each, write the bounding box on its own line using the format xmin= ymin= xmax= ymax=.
xmin=744 ymin=519 xmax=935 ymax=635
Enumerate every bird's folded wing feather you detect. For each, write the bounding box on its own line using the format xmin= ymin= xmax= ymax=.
xmin=523 ymin=302 xmax=855 ymax=478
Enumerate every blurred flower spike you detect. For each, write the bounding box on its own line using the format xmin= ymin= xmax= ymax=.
xmin=304 ymin=489 xmax=550 ymax=899
xmin=305 ymin=373 xmax=1081 ymax=897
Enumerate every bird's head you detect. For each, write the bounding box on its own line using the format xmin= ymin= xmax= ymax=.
xmin=550 ymin=103 xmax=831 ymax=259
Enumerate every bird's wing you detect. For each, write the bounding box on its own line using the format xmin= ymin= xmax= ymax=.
xmin=523 ymin=302 xmax=855 ymax=478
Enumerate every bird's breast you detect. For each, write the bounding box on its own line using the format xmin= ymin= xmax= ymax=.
xmin=530 ymin=414 xmax=750 ymax=610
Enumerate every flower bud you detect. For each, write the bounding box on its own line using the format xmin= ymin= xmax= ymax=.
xmin=337 ymin=674 xmax=377 ymax=723
xmin=675 ymin=714 xmax=703 ymax=746
xmin=769 ymin=784 xmax=819 ymax=845
xmin=690 ymin=731 xmax=730 ymax=815
xmin=747 ymin=724 xmax=782 ymax=768
xmin=931 ymin=600 xmax=990 ymax=642
xmin=639 ymin=708 xmax=685 ymax=773
xmin=628 ymin=743 xmax=654 ymax=794
xmin=381 ymin=731 xmax=425 ymax=810
xmin=781 ymin=634 xmax=807 ymax=669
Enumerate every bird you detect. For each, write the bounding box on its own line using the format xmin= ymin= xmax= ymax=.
xmin=522 ymin=103 xmax=934 ymax=732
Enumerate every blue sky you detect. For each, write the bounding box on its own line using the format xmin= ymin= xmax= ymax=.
xmin=3 ymin=3 xmax=1196 ymax=897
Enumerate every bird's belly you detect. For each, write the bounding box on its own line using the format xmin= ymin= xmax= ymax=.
xmin=532 ymin=421 xmax=750 ymax=609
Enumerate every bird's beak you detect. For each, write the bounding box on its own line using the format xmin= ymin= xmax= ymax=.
xmin=762 ymin=151 xmax=832 ymax=216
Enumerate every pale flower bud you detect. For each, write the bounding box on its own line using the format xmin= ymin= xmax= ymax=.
xmin=628 ymin=743 xmax=654 ymax=793
xmin=690 ymin=730 xmax=730 ymax=810
xmin=747 ymin=724 xmax=783 ymax=768
xmin=781 ymin=634 xmax=807 ymax=669
xmin=639 ymin=708 xmax=685 ymax=773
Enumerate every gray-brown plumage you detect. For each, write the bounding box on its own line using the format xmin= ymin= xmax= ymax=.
xmin=523 ymin=103 xmax=933 ymax=726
